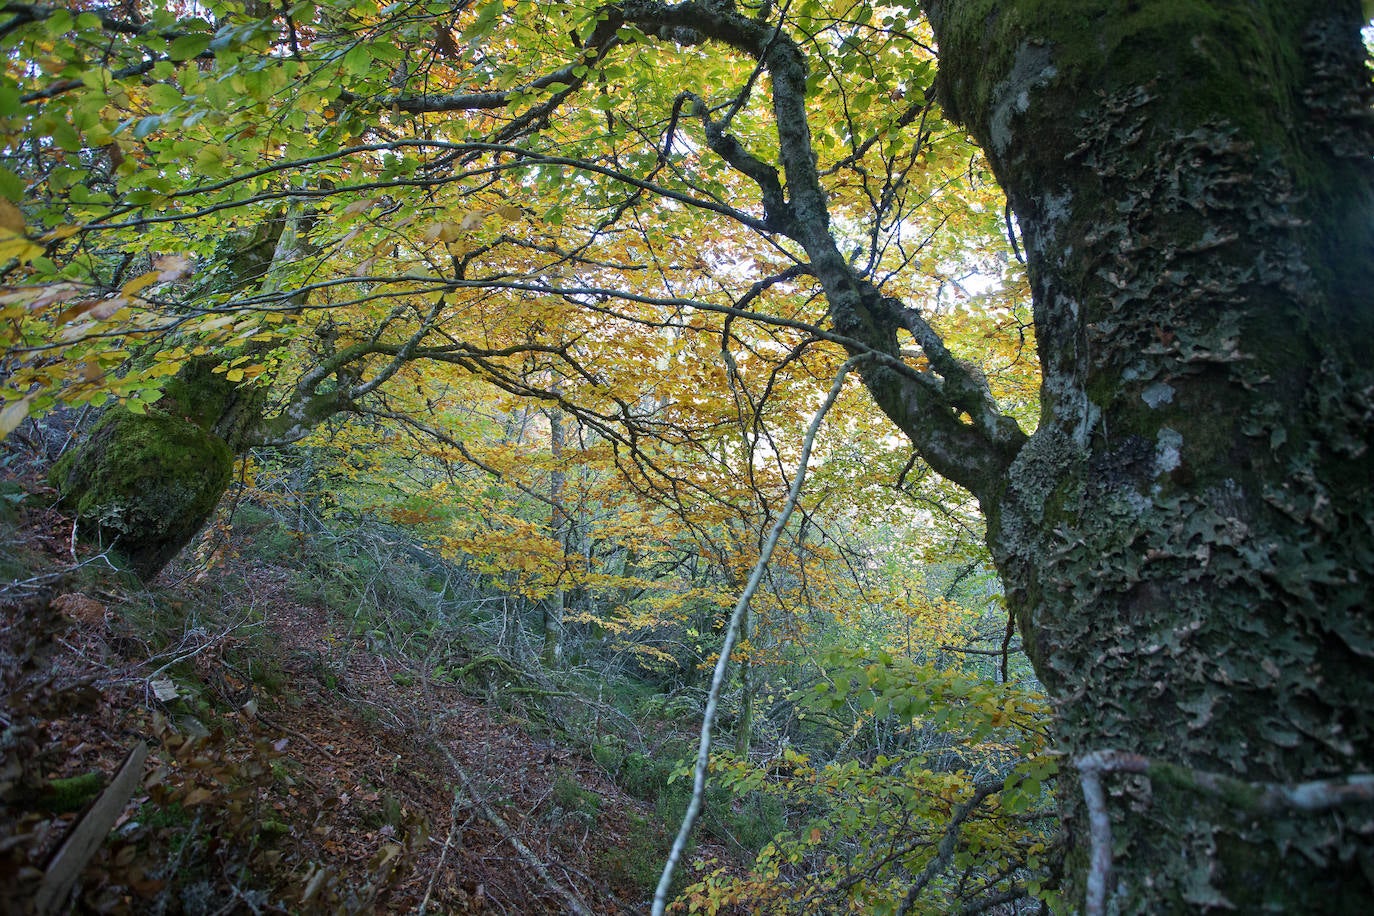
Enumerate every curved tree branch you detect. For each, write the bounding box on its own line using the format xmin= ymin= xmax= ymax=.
xmin=612 ymin=0 xmax=1028 ymax=502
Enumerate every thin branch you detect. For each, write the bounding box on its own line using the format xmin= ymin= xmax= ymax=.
xmin=652 ymin=354 xmax=866 ymax=916
xmin=418 ymin=793 xmax=467 ymax=916
xmin=1077 ymin=760 xmax=1113 ymax=916
xmin=939 ymin=643 xmax=1023 ymax=657
xmin=78 ymin=141 xmax=774 ymax=235
xmin=1074 ymin=749 xmax=1374 ymax=916
xmin=897 ymin=780 xmax=1002 ymax=916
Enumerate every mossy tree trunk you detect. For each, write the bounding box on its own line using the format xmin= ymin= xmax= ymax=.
xmin=613 ymin=5 xmax=1369 ymax=903
xmin=917 ymin=1 xmax=1374 ymax=909
xmin=50 ymin=209 xmax=349 ymax=581
xmin=643 ymin=2 xmax=1372 ymax=899
xmin=48 ymin=360 xmax=240 ymax=581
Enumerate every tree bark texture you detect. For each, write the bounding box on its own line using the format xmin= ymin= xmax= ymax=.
xmin=920 ymin=1 xmax=1374 ymax=909
xmin=49 ymin=372 xmax=235 ymax=581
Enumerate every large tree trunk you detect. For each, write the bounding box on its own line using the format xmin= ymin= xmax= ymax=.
xmin=923 ymin=1 xmax=1374 ymax=909
xmin=609 ymin=5 xmax=1373 ymax=904
xmin=49 ymin=357 xmax=258 ymax=580
xmin=50 ymin=213 xmax=322 ymax=581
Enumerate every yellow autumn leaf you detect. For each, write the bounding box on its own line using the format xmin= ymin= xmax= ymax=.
xmin=0 ymin=396 xmax=34 ymax=440
xmin=0 ymin=200 xmax=24 ymax=234
xmin=197 ymin=314 xmax=238 ymax=332
xmin=121 ymin=271 xmax=160 ymax=297
xmin=0 ymin=232 xmax=43 ymax=264
xmin=422 ymin=222 xmax=463 ymax=244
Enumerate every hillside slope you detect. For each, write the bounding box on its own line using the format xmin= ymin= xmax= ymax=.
xmin=0 ymin=477 xmax=709 ymax=915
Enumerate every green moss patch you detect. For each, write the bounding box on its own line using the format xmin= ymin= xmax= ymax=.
xmin=51 ymin=408 xmax=233 ymax=579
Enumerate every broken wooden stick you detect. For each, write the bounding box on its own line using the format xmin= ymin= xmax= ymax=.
xmin=35 ymin=741 xmax=149 ymax=915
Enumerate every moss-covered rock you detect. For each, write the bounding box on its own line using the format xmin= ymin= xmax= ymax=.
xmin=50 ymin=408 xmax=233 ymax=580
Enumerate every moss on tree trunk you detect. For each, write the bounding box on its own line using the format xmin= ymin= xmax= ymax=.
xmin=51 ymin=406 xmax=233 ymax=581
xmin=917 ymin=0 xmax=1374 ymax=910
xmin=50 ymin=350 xmax=271 ymax=581
xmin=49 ymin=222 xmax=288 ymax=581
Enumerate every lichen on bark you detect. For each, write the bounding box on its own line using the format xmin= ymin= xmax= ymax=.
xmin=921 ymin=0 xmax=1374 ymax=910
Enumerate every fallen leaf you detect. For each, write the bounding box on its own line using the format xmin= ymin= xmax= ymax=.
xmin=149 ymin=678 xmax=178 ymax=702
xmin=182 ymin=787 xmax=214 ymax=806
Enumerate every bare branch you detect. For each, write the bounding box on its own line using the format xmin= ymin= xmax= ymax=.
xmin=652 ymin=354 xmax=866 ymax=916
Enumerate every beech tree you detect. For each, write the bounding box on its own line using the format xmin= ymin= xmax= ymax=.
xmin=2 ymin=0 xmax=1372 ymax=910
xmin=918 ymin=3 xmax=1374 ymax=911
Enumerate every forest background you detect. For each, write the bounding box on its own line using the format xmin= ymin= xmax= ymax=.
xmin=1 ymin=1 xmax=1371 ymax=914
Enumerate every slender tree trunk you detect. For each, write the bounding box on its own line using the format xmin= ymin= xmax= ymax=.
xmin=542 ymin=404 xmax=568 ymax=667
xmin=735 ymin=605 xmax=753 ymax=758
xmin=920 ymin=1 xmax=1374 ymax=909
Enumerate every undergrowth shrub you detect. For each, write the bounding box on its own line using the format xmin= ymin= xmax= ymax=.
xmin=595 ymin=811 xmax=680 ymax=897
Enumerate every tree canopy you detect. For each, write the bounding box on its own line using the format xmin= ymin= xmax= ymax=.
xmin=0 ymin=0 xmax=1030 ymax=456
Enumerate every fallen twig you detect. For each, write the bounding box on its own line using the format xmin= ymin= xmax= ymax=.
xmin=419 ymin=791 xmax=468 ymax=916
xmin=433 ymin=740 xmax=594 ymax=916
xmin=255 ymin=712 xmax=338 ymax=758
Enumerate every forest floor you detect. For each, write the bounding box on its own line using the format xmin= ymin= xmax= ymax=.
xmin=0 ymin=472 xmax=726 ymax=915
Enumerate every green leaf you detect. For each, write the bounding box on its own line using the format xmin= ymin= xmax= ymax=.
xmin=195 ymin=146 xmax=228 ymax=178
xmin=132 ymin=116 xmax=162 ymax=139
xmin=44 ymin=9 xmax=73 ymax=36
xmin=368 ymin=41 xmax=402 ymax=63
xmin=169 ymin=35 xmax=212 ymax=62
xmin=342 ymin=45 xmax=372 ymax=77
xmin=0 ymin=84 xmax=20 ymax=118
xmin=146 ymin=83 xmax=184 ymax=111
xmin=123 ymin=190 xmax=167 ymax=205
xmin=462 ymin=0 xmax=503 ymax=42
xmin=0 ymin=167 xmax=24 ymax=202
xmin=51 ymin=120 xmax=81 ymax=153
